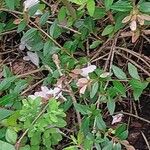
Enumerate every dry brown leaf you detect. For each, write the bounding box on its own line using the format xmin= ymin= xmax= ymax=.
xmin=137 ymin=15 xmax=144 ymax=25
xmin=122 ymin=15 xmax=131 ymax=23
xmin=139 ymin=14 xmax=150 ymax=21
xmin=71 ymin=69 xmax=82 ymax=75
xmin=131 ymin=30 xmax=140 ymax=43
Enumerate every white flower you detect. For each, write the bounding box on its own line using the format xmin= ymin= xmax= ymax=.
xmin=28 ymin=85 xmax=65 ymax=100
xmin=112 ymin=114 xmax=123 ymax=125
xmin=24 ymin=0 xmax=40 ymax=11
xmin=80 ymin=65 xmax=96 ymax=77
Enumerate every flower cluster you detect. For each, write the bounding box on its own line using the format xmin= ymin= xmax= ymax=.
xmin=122 ymin=9 xmax=150 ymax=31
xmin=71 ymin=65 xmax=97 ymax=94
xmin=28 ymin=85 xmax=64 ymax=101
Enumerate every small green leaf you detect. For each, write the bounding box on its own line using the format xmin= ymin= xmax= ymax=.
xmin=113 ymin=143 xmax=122 ymax=150
xmin=128 ymin=63 xmax=140 ymax=80
xmin=58 ymin=6 xmax=66 ymax=22
xmin=93 ymin=7 xmax=106 ymax=19
xmin=104 ymin=0 xmax=113 ymax=11
xmin=112 ymin=65 xmax=127 ymax=79
xmin=102 ymin=25 xmax=114 ymax=36
xmin=139 ymin=2 xmax=150 ymax=13
xmin=0 ymin=76 xmax=16 ymax=91
xmin=111 ymin=1 xmax=132 ymax=12
xmin=0 ymin=140 xmax=15 ymax=150
xmin=39 ymin=11 xmax=50 ymax=26
xmin=113 ymin=81 xmax=126 ymax=97
xmin=90 ymin=40 xmax=102 ymax=49
xmin=95 ymin=115 xmax=106 ymax=130
xmin=5 ymin=128 xmax=17 ymax=144
xmin=5 ymin=0 xmax=15 ymax=10
xmin=74 ymin=103 xmax=90 ymax=115
xmin=17 ymin=20 xmax=27 ymax=33
xmin=103 ymin=141 xmax=113 ymax=150
xmin=0 ymin=109 xmax=13 ymax=121
xmin=21 ymin=28 xmax=37 ymax=42
xmin=77 ymin=131 xmax=84 ymax=145
xmin=107 ymin=97 xmax=115 ymax=115
xmin=90 ymin=82 xmax=99 ymax=98
xmin=87 ymin=0 xmax=95 ymax=16
xmin=129 ymin=79 xmax=148 ymax=100
xmin=50 ymin=21 xmax=62 ymax=38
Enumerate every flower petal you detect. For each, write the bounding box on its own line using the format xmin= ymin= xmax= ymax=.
xmin=130 ymin=20 xmax=137 ymax=31
xmin=112 ymin=114 xmax=123 ymax=125
xmin=122 ymin=15 xmax=132 ymax=23
xmin=81 ymin=65 xmax=96 ymax=77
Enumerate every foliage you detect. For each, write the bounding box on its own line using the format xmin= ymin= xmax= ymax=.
xmin=0 ymin=0 xmax=150 ymax=149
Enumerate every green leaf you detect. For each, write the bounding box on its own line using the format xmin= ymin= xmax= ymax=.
xmin=17 ymin=20 xmax=27 ymax=33
xmin=95 ymin=115 xmax=106 ymax=130
xmin=3 ymin=65 xmax=13 ymax=77
xmin=93 ymin=7 xmax=106 ymax=19
xmin=129 ymin=79 xmax=148 ymax=100
xmin=21 ymin=28 xmax=37 ymax=42
xmin=107 ymin=97 xmax=115 ymax=115
xmin=104 ymin=0 xmax=113 ymax=11
xmin=5 ymin=0 xmax=15 ymax=10
xmin=74 ymin=103 xmax=91 ymax=115
xmin=139 ymin=2 xmax=150 ymax=13
xmin=0 ymin=76 xmax=16 ymax=91
xmin=87 ymin=0 xmax=95 ymax=16
xmin=113 ymin=143 xmax=122 ymax=150
xmin=39 ymin=11 xmax=50 ymax=26
xmin=113 ymin=81 xmax=126 ymax=97
xmin=50 ymin=21 xmax=62 ymax=38
xmin=112 ymin=65 xmax=127 ymax=80
xmin=111 ymin=1 xmax=132 ymax=12
xmin=0 ymin=140 xmax=15 ymax=150
xmin=63 ymin=146 xmax=78 ymax=150
xmin=0 ymin=109 xmax=13 ymax=121
xmin=128 ymin=63 xmax=140 ymax=80
xmin=58 ymin=6 xmax=66 ymax=22
xmin=90 ymin=82 xmax=99 ymax=98
xmin=90 ymin=40 xmax=102 ymax=49
xmin=5 ymin=128 xmax=17 ymax=144
xmin=77 ymin=131 xmax=84 ymax=145
xmin=103 ymin=141 xmax=113 ymax=150
xmin=102 ymin=25 xmax=114 ymax=36
xmin=115 ymin=124 xmax=128 ymax=140
xmin=43 ymin=40 xmax=60 ymax=56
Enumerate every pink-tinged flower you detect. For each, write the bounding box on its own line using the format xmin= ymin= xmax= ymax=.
xmin=28 ymin=85 xmax=65 ymax=100
xmin=80 ymin=65 xmax=96 ymax=77
xmin=111 ymin=114 xmax=123 ymax=125
xmin=76 ymin=78 xmax=89 ymax=94
xmin=130 ymin=20 xmax=137 ymax=31
xmin=24 ymin=0 xmax=40 ymax=12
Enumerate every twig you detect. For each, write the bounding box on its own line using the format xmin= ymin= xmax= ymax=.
xmin=115 ymin=51 xmax=150 ymax=76
xmin=115 ymin=111 xmax=150 ymax=124
xmin=141 ymin=131 xmax=150 ymax=150
xmin=21 ymin=79 xmax=44 ymax=95
xmin=16 ymin=68 xmax=43 ymax=78
xmin=47 ymin=20 xmax=81 ymax=34
xmin=66 ymin=83 xmax=82 ymax=127
xmin=0 ymin=30 xmax=17 ymax=36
